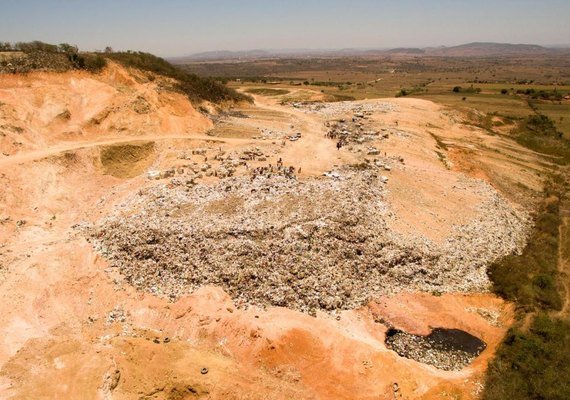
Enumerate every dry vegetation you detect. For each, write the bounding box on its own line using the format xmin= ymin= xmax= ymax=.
xmin=180 ymin=54 xmax=570 ymax=138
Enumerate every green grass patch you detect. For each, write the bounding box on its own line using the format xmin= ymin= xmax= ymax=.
xmin=488 ymin=191 xmax=562 ymax=311
xmin=245 ymin=88 xmax=290 ymax=96
xmin=532 ymin=102 xmax=570 ymax=139
xmin=512 ymin=114 xmax=570 ymax=165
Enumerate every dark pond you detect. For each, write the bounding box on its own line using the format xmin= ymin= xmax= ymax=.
xmin=385 ymin=327 xmax=487 ymax=370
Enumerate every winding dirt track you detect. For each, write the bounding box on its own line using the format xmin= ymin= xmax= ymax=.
xmin=0 ymin=133 xmax=262 ymax=168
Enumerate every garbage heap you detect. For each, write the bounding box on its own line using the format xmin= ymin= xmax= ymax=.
xmin=87 ymin=168 xmax=529 ymax=313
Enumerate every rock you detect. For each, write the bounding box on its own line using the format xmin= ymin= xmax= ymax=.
xmin=147 ymin=170 xmax=160 ymax=180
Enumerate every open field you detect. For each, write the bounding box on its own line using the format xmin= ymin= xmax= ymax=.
xmin=181 ymin=55 xmax=570 ymax=139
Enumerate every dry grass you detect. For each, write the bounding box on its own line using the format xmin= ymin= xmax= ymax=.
xmin=99 ymin=141 xmax=155 ymax=178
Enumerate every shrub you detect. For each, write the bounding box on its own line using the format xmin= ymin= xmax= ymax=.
xmin=488 ymin=190 xmax=562 ymax=311
xmin=104 ymin=51 xmax=251 ymax=104
xmin=484 ymin=314 xmax=570 ymax=400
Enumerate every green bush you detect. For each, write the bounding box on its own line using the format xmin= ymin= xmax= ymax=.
xmin=484 ymin=314 xmax=570 ymax=400
xmin=74 ymin=53 xmax=107 ymax=72
xmin=512 ymin=114 xmax=570 ymax=164
xmin=488 ymin=194 xmax=562 ymax=311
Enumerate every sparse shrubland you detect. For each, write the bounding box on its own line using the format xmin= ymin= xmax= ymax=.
xmin=484 ymin=104 xmax=570 ymax=399
xmin=511 ymin=113 xmax=570 ymax=165
xmin=104 ymin=51 xmax=251 ymax=104
xmin=488 ymin=182 xmax=562 ymax=311
xmin=484 ymin=314 xmax=570 ymax=400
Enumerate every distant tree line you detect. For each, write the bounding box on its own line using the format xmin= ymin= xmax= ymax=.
xmin=452 ymin=85 xmax=482 ymax=94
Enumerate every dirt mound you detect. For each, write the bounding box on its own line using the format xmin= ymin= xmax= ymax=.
xmin=99 ymin=141 xmax=155 ymax=178
xmin=0 ymin=62 xmax=211 ymax=157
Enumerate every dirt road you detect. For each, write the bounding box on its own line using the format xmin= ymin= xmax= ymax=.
xmin=0 ymin=133 xmax=265 ymax=168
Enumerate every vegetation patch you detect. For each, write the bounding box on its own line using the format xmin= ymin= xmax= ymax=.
xmin=488 ymin=187 xmax=562 ymax=311
xmin=245 ymin=88 xmax=290 ymax=96
xmin=105 ymin=51 xmax=252 ymax=104
xmin=484 ymin=314 xmax=570 ymax=400
xmin=512 ymin=114 xmax=570 ymax=165
xmin=484 ymin=99 xmax=570 ymax=399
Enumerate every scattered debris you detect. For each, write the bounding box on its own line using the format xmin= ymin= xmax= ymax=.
xmin=85 ymin=168 xmax=530 ymax=314
xmin=106 ymin=305 xmax=126 ymax=325
xmin=385 ymin=328 xmax=487 ymax=371
xmin=288 ymin=132 xmax=302 ymax=141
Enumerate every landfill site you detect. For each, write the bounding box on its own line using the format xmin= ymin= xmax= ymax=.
xmin=0 ymin=63 xmax=547 ymax=399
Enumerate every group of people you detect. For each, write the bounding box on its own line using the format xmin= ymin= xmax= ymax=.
xmin=250 ymin=161 xmax=298 ymax=181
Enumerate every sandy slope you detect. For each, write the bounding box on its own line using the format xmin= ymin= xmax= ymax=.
xmin=0 ymin=74 xmax=548 ymax=399
xmin=0 ymin=62 xmax=211 ymax=156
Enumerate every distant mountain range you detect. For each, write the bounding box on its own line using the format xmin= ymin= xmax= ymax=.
xmin=169 ymin=42 xmax=569 ymax=63
xmin=383 ymin=42 xmax=553 ymax=56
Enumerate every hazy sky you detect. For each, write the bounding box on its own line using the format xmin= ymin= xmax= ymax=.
xmin=1 ymin=0 xmax=569 ymax=56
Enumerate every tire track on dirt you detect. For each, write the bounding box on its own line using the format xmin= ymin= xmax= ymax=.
xmin=0 ymin=134 xmax=262 ymax=168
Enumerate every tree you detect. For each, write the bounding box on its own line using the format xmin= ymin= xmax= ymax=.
xmin=0 ymin=42 xmax=12 ymax=51
xmin=104 ymin=46 xmax=113 ymax=53
xmin=58 ymin=43 xmax=78 ymax=54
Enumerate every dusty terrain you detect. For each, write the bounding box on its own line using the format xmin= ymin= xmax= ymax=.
xmin=0 ymin=66 xmax=549 ymax=399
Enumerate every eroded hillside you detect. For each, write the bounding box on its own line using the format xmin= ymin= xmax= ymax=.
xmin=0 ymin=62 xmax=211 ymax=157
xmin=0 ymin=67 xmax=551 ymax=399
